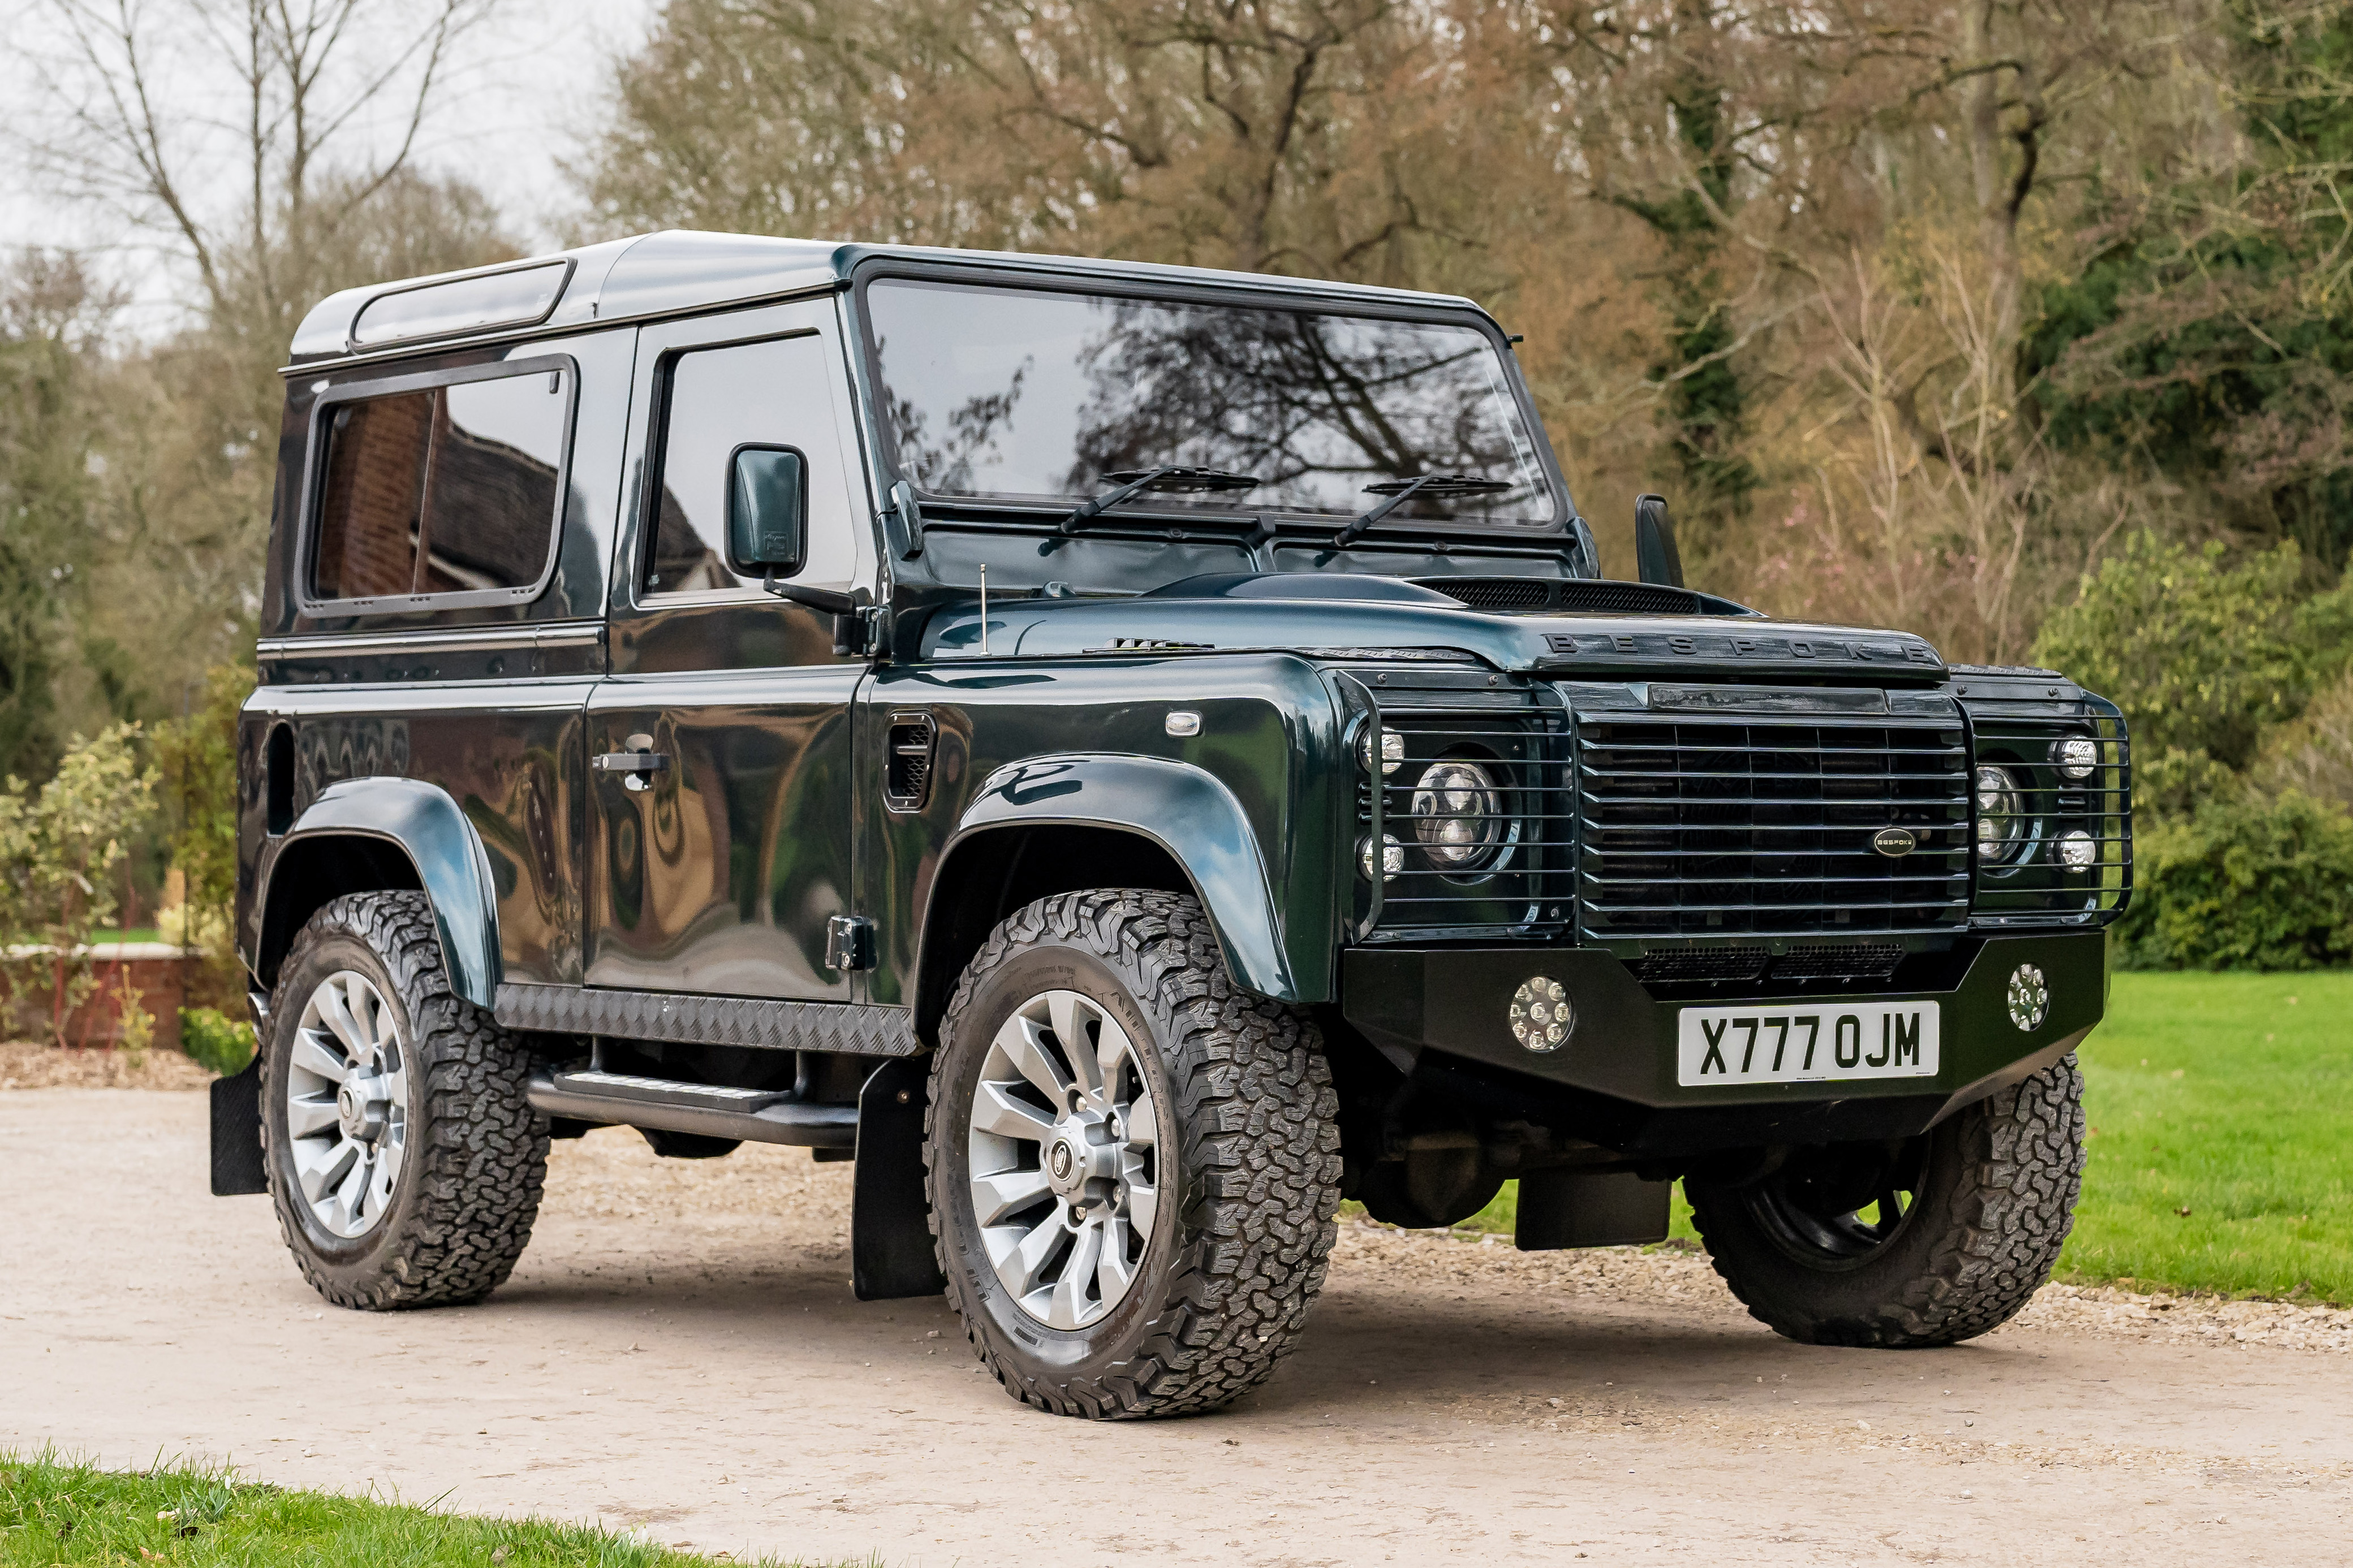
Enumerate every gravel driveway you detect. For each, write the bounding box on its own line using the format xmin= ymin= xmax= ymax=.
xmin=3 ymin=1087 xmax=2347 ymax=1564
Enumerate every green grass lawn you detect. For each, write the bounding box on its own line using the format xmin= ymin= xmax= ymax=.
xmin=1451 ymin=970 xmax=2352 ymax=1303
xmin=0 ymin=1453 xmax=860 ymax=1567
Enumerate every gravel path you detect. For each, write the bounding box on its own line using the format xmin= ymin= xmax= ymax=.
xmin=4 ymin=1088 xmax=2348 ymax=1565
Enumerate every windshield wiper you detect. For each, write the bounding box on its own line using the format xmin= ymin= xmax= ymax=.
xmin=1329 ymin=473 xmax=1513 ymax=548
xmin=1059 ymin=466 xmax=1261 ymax=535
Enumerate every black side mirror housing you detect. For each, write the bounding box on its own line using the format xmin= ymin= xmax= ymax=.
xmin=727 ymin=445 xmax=808 ymax=574
xmin=1634 ymin=492 xmax=1684 ymax=588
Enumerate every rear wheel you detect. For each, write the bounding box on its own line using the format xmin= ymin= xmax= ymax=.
xmin=926 ymin=890 xmax=1342 ymax=1418
xmin=261 ymin=891 xmax=548 ymax=1310
xmin=1686 ymin=1054 xmax=2085 ymax=1347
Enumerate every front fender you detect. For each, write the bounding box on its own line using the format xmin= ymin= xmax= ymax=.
xmin=264 ymin=777 xmax=503 ymax=1007
xmin=953 ymin=753 xmax=1296 ymax=1000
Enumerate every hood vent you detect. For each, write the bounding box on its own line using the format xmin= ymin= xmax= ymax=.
xmin=1419 ymin=577 xmax=1742 ymax=616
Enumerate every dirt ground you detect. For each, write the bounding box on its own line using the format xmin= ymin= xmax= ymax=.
xmin=3 ymin=1089 xmax=2348 ymax=1565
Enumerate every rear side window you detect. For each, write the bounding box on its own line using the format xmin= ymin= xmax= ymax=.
xmin=311 ymin=364 xmax=572 ymax=605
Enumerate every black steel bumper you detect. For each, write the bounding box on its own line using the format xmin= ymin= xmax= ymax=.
xmin=1339 ymin=931 xmax=2104 ymax=1156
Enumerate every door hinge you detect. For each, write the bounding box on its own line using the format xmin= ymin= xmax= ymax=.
xmin=825 ymin=914 xmax=877 ymax=972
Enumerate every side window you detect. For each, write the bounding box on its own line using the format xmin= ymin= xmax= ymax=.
xmin=311 ymin=366 xmax=571 ymax=604
xmin=644 ymin=334 xmax=855 ymax=596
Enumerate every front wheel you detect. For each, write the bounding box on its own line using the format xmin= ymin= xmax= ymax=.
xmin=1686 ymin=1053 xmax=2085 ymax=1347
xmin=926 ymin=891 xmax=1342 ymax=1418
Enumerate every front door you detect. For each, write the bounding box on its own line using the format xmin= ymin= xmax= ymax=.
xmin=585 ymin=300 xmax=876 ymax=1000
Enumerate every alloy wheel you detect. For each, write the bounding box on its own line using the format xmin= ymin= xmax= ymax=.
xmin=283 ymin=970 xmax=410 ymax=1239
xmin=965 ymin=989 xmax=1161 ymax=1330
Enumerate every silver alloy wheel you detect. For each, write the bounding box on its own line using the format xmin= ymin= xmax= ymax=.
xmin=966 ymin=989 xmax=1161 ymax=1331
xmin=283 ymin=970 xmax=410 ymax=1239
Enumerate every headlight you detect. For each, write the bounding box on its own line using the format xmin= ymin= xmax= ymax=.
xmin=1975 ymin=764 xmax=2027 ymax=861
xmin=1359 ymin=727 xmax=1404 ymax=776
xmin=2058 ymin=828 xmax=2097 ymax=871
xmin=1411 ymin=759 xmax=1504 ymax=871
xmin=1358 ymin=833 xmax=1403 ymax=880
xmin=2052 ymin=737 xmax=2098 ymax=780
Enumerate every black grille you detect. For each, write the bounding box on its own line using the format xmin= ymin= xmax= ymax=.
xmin=1772 ymin=943 xmax=1905 ymax=981
xmin=1634 ymin=948 xmax=1768 ymax=983
xmin=1435 ymin=578 xmax=1552 ymax=610
xmin=1574 ymin=716 xmax=1971 ymax=939
xmin=1354 ymin=675 xmax=1575 ymax=939
xmin=884 ymin=713 xmax=935 ymax=811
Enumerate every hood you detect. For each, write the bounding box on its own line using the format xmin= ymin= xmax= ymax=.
xmin=917 ymin=573 xmax=1947 ymax=681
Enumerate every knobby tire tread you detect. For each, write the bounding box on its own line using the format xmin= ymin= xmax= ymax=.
xmin=1691 ymin=1053 xmax=2086 ymax=1347
xmin=264 ymin=891 xmax=548 ymax=1310
xmin=926 ymin=889 xmax=1342 ymax=1419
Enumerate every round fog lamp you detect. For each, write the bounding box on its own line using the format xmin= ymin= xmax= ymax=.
xmin=2053 ymin=737 xmax=2098 ymax=780
xmin=2058 ymin=828 xmax=2097 ymax=871
xmin=1360 ymin=728 xmax=1404 ymax=776
xmin=1411 ymin=759 xmax=1504 ymax=871
xmin=1359 ymin=833 xmax=1403 ymax=881
xmin=1510 ymin=977 xmax=1572 ymax=1052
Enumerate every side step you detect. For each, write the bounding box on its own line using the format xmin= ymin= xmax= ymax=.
xmin=525 ymin=1067 xmax=858 ymax=1150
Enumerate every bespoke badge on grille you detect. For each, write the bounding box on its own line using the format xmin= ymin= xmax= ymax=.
xmin=1677 ymin=1001 xmax=1941 ymax=1085
xmin=1872 ymin=827 xmax=1919 ymax=857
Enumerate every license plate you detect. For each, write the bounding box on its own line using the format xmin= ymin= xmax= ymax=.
xmin=1676 ymin=1001 xmax=1940 ymax=1086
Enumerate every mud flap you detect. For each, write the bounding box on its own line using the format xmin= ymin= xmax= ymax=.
xmin=1515 ymin=1168 xmax=1670 ymax=1250
xmin=209 ymin=1054 xmax=268 ymax=1196
xmin=852 ymin=1056 xmax=947 ymax=1300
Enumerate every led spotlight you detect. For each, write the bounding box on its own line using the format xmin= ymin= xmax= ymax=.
xmin=2058 ymin=829 xmax=2097 ymax=871
xmin=2052 ymin=737 xmax=2098 ymax=780
xmin=1359 ymin=728 xmax=1404 ymax=776
xmin=1509 ymin=976 xmax=1572 ymax=1053
xmin=1358 ymin=833 xmax=1403 ymax=880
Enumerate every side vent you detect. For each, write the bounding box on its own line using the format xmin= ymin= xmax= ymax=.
xmin=884 ymin=711 xmax=936 ymax=812
xmin=265 ymin=724 xmax=296 ymax=835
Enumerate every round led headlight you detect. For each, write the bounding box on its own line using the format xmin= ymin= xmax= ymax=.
xmin=2058 ymin=828 xmax=2097 ymax=871
xmin=1359 ymin=833 xmax=1403 ymax=881
xmin=1975 ymin=764 xmax=2026 ymax=862
xmin=1360 ymin=728 xmax=1405 ymax=776
xmin=1411 ymin=759 xmax=1504 ymax=872
xmin=2052 ymin=737 xmax=2098 ymax=780
xmin=1510 ymin=976 xmax=1572 ymax=1052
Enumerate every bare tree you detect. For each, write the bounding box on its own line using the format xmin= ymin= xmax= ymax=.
xmin=23 ymin=0 xmax=501 ymax=327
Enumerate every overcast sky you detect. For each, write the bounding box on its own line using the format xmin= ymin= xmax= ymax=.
xmin=1 ymin=0 xmax=660 ymax=336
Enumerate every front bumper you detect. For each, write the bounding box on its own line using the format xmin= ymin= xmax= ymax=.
xmin=1340 ymin=931 xmax=2103 ymax=1155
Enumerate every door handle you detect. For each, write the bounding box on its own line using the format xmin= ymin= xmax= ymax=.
xmin=594 ymin=750 xmax=671 ymax=792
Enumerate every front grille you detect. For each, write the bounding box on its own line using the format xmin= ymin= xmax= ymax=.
xmin=1353 ymin=673 xmax=1575 ymax=939
xmin=1574 ymin=716 xmax=1971 ymax=939
xmin=1772 ymin=943 xmax=1906 ymax=981
xmin=1634 ymin=948 xmax=1769 ymax=983
xmin=1629 ymin=941 xmax=1907 ymax=987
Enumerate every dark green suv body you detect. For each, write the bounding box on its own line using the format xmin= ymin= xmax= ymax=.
xmin=216 ymin=232 xmax=2131 ymax=1416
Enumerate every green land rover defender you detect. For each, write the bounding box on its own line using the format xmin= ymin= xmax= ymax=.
xmin=213 ymin=231 xmax=2131 ymax=1419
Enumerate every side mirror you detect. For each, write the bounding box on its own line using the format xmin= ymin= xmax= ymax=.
xmin=1634 ymin=492 xmax=1684 ymax=588
xmin=727 ymin=445 xmax=807 ymax=574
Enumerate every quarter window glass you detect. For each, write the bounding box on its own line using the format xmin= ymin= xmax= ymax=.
xmin=646 ymin=335 xmax=856 ymax=595
xmin=311 ymin=368 xmax=570 ymax=602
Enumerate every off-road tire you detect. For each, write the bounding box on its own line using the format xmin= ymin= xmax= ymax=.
xmin=261 ymin=891 xmax=548 ymax=1309
xmin=1687 ymin=1053 xmax=2085 ymax=1347
xmin=926 ymin=890 xmax=1342 ymax=1419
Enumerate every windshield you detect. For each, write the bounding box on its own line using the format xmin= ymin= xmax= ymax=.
xmin=864 ymin=279 xmax=1557 ymax=526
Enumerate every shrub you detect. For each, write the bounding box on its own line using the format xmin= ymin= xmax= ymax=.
xmin=2113 ymin=789 xmax=2353 ymax=969
xmin=0 ymin=724 xmax=161 ymax=1044
xmin=2031 ymin=532 xmax=2353 ymax=772
xmin=178 ymin=1006 xmax=256 ymax=1076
